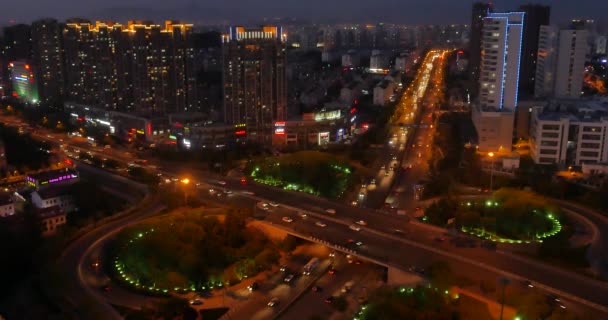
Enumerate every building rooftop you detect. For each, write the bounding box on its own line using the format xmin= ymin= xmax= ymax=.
xmin=27 ymin=168 xmax=79 ymax=183
xmin=35 ymin=185 xmax=73 ymax=200
xmin=537 ymin=98 xmax=608 ymax=122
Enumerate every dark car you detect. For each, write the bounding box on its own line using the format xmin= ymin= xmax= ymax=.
xmin=312 ymin=285 xmax=322 ymax=292
xmin=324 ymin=296 xmax=335 ymax=304
xmin=328 ymin=268 xmax=337 ymax=275
xmin=247 ymin=281 xmax=259 ymax=291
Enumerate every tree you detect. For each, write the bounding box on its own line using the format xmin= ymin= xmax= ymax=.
xmin=331 ymin=295 xmax=348 ymax=312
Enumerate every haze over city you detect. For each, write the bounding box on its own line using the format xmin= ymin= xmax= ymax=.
xmin=2 ymin=0 xmax=608 ymax=26
xmin=2 ymin=1 xmax=608 ymax=320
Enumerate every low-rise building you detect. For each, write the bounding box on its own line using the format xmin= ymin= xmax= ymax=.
xmin=26 ymin=168 xmax=79 ymax=190
xmin=340 ymin=81 xmax=362 ymax=104
xmin=31 ymin=185 xmax=76 ymax=213
xmin=0 ymin=192 xmax=15 ymax=218
xmin=472 ymin=105 xmax=514 ymax=153
xmin=37 ymin=206 xmax=66 ymax=236
xmin=373 ymin=80 xmax=395 ymax=106
xmin=530 ymin=98 xmax=608 ymax=166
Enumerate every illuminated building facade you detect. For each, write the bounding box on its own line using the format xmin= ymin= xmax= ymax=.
xmin=31 ymin=19 xmax=65 ymax=104
xmin=222 ymin=26 xmax=287 ymax=145
xmin=8 ymin=60 xmax=38 ymax=103
xmin=479 ymin=11 xmax=525 ymax=112
xmin=473 ymin=11 xmax=525 ymax=153
xmin=63 ymin=20 xmax=195 ymax=114
xmin=470 ymin=2 xmax=493 ymax=82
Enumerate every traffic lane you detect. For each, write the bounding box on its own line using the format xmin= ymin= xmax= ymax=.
xmin=221 ymin=181 xmax=605 ymax=314
xmin=264 ymin=211 xmax=608 ymax=312
xmin=280 ymin=261 xmax=379 ymax=320
xmin=229 ymin=260 xmax=332 ymax=320
xmin=262 ymin=194 xmax=606 ymax=316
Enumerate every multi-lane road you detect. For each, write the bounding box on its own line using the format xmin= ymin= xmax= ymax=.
xmin=3 ymin=50 xmax=608 ymax=318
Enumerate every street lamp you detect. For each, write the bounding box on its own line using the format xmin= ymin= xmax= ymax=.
xmin=181 ymin=178 xmax=190 ymax=205
xmin=488 ymin=152 xmax=495 ymax=192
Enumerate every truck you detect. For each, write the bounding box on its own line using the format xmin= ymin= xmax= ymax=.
xmin=302 ymin=257 xmax=320 ymax=276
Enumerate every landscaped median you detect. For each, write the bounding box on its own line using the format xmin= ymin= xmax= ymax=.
xmin=108 ymin=207 xmax=280 ymax=296
xmin=248 ymin=150 xmax=356 ymax=199
xmin=422 ymin=188 xmax=563 ymax=243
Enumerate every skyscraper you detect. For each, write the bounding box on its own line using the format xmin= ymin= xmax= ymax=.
xmin=222 ymin=26 xmax=287 ymax=145
xmin=8 ymin=61 xmax=38 ymax=104
xmin=2 ymin=24 xmax=32 ymax=98
xmin=31 ymin=19 xmax=65 ymax=105
xmin=469 ymin=2 xmax=493 ymax=82
xmin=518 ymin=4 xmax=550 ymax=98
xmin=62 ymin=20 xmax=195 ymax=114
xmin=473 ymin=11 xmax=525 ymax=153
xmin=535 ymin=26 xmax=588 ymax=98
xmin=479 ymin=11 xmax=525 ymax=112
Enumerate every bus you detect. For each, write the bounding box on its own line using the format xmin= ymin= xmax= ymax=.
xmin=302 ymin=257 xmax=320 ymax=276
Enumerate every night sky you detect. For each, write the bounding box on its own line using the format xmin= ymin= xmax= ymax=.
xmin=2 ymin=0 xmax=607 ymax=27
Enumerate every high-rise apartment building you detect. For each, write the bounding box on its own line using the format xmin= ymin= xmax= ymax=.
xmin=2 ymin=24 xmax=32 ymax=98
xmin=222 ymin=26 xmax=287 ymax=145
xmin=473 ymin=11 xmax=525 ymax=153
xmin=63 ymin=20 xmax=195 ymax=114
xmin=31 ymin=19 xmax=65 ymax=104
xmin=518 ymin=4 xmax=550 ymax=98
xmin=8 ymin=60 xmax=38 ymax=104
xmin=479 ymin=11 xmax=525 ymax=112
xmin=469 ymin=2 xmax=493 ymax=82
xmin=535 ymin=26 xmax=588 ymax=98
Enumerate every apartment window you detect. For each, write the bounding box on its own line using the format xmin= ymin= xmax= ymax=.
xmin=582 ymin=134 xmax=601 ymax=140
xmin=539 ymin=157 xmax=556 ymax=163
xmin=539 ymin=149 xmax=557 ymax=155
xmin=541 ymin=132 xmax=559 ymax=138
xmin=582 ymin=126 xmax=602 ymax=132
xmin=540 ymin=140 xmax=558 ymax=147
xmin=580 ymin=151 xmax=599 ymax=157
xmin=581 ymin=142 xmax=600 ymax=149
xmin=542 ymin=124 xmax=560 ymax=131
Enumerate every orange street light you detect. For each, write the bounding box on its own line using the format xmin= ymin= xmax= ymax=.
xmin=181 ymin=178 xmax=190 ymax=185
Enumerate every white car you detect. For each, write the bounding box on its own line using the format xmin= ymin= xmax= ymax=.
xmin=299 ymin=212 xmax=308 ymax=219
xmin=218 ymin=181 xmax=226 ymax=185
xmin=282 ymin=217 xmax=293 ymax=223
xmin=269 ymin=202 xmax=279 ymax=207
xmin=315 ymin=221 xmax=327 ymax=228
xmin=267 ymin=297 xmax=279 ymax=307
xmin=325 ymin=209 xmax=336 ymax=215
xmin=356 ymin=220 xmax=367 ymax=226
xmin=349 ymin=225 xmax=361 ymax=232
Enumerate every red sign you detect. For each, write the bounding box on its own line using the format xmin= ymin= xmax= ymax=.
xmin=235 ymin=130 xmax=246 ymax=135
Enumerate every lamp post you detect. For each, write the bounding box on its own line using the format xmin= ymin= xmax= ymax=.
xmin=488 ymin=152 xmax=495 ymax=192
xmin=499 ymin=277 xmax=510 ymax=320
xmin=181 ymin=178 xmax=190 ymax=205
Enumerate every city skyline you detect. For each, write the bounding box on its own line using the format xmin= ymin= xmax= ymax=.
xmin=2 ymin=0 xmax=608 ymax=27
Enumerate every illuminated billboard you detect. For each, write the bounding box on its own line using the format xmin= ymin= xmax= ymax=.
xmin=274 ymin=121 xmax=286 ymax=135
xmin=314 ymin=110 xmax=341 ymax=121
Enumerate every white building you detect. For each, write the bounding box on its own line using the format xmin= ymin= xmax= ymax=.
xmin=529 ymin=99 xmax=608 ymax=165
xmin=535 ymin=26 xmax=588 ymax=98
xmin=0 ymin=193 xmax=15 ymax=218
xmin=535 ymin=26 xmax=559 ymax=98
xmin=370 ymin=52 xmax=388 ymax=71
xmin=31 ymin=186 xmax=76 ymax=213
xmin=595 ymin=35 xmax=607 ymax=55
xmin=373 ymin=80 xmax=394 ymax=106
xmin=473 ymin=11 xmax=525 ymax=153
xmin=341 ymin=51 xmax=360 ymax=67
xmin=479 ymin=11 xmax=525 ymax=112
xmin=555 ymin=29 xmax=588 ymax=98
